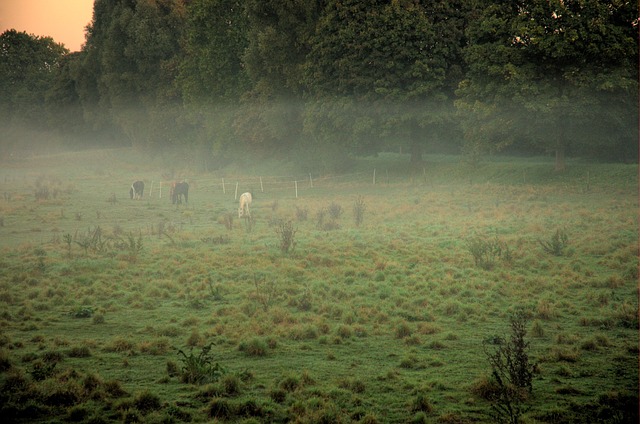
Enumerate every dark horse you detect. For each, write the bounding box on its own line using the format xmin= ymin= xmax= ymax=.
xmin=170 ymin=182 xmax=189 ymax=204
xmin=130 ymin=180 xmax=144 ymax=200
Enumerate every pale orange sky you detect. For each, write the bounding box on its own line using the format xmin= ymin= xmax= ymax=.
xmin=0 ymin=0 xmax=94 ymax=52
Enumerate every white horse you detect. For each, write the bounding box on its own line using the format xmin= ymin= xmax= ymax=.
xmin=238 ymin=192 xmax=252 ymax=218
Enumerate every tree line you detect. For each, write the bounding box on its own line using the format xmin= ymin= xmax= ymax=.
xmin=1 ymin=0 xmax=637 ymax=171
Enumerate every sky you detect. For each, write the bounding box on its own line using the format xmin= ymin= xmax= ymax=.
xmin=0 ymin=0 xmax=94 ymax=52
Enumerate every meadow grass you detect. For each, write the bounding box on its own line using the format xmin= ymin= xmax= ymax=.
xmin=0 ymin=149 xmax=637 ymax=423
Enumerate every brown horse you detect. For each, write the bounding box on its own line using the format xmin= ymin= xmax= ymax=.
xmin=170 ymin=182 xmax=189 ymax=204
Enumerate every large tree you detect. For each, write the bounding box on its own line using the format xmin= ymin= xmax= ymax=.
xmin=0 ymin=30 xmax=68 ymax=156
xmin=77 ymin=0 xmax=187 ymax=149
xmin=457 ymin=0 xmax=638 ymax=170
xmin=304 ymin=0 xmax=468 ymax=167
xmin=236 ymin=0 xmax=323 ymax=156
xmin=177 ymin=0 xmax=250 ymax=169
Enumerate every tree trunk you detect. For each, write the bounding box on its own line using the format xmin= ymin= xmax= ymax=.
xmin=409 ymin=122 xmax=424 ymax=171
xmin=410 ymin=140 xmax=423 ymax=169
xmin=554 ymin=121 xmax=567 ymax=172
xmin=555 ymin=145 xmax=566 ymax=172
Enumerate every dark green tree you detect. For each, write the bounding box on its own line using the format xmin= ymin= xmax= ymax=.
xmin=457 ymin=0 xmax=638 ymax=170
xmin=177 ymin=0 xmax=250 ymax=169
xmin=179 ymin=0 xmax=249 ymax=103
xmin=237 ymin=0 xmax=323 ymax=157
xmin=0 ymin=30 xmax=68 ymax=156
xmin=77 ymin=0 xmax=187 ymax=150
xmin=45 ymin=52 xmax=87 ymax=142
xmin=304 ymin=0 xmax=468 ymax=168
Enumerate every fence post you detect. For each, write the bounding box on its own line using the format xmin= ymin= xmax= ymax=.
xmin=309 ymin=173 xmax=313 ymax=188
xmin=235 ymin=182 xmax=238 ymax=200
xmin=295 ymin=180 xmax=298 ymax=198
xmin=159 ymin=181 xmax=162 ymax=198
xmin=149 ymin=181 xmax=154 ymax=198
xmin=222 ymin=178 xmax=226 ymax=194
xmin=260 ymin=176 xmax=264 ymax=193
xmin=373 ymin=169 xmax=376 ymax=185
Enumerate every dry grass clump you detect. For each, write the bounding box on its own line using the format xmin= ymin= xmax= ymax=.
xmin=238 ymin=337 xmax=269 ymax=357
xmin=139 ymin=338 xmax=171 ymax=355
xmin=395 ymin=321 xmax=413 ymax=339
xmin=104 ymin=338 xmax=135 ymax=353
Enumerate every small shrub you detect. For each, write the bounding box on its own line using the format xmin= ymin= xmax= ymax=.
xmin=538 ymin=228 xmax=569 ymax=256
xmin=252 ymin=274 xmax=279 ymax=312
xmin=275 ymin=220 xmax=297 ymax=253
xmin=467 ymin=235 xmax=510 ymax=270
xmin=327 ymin=202 xmax=343 ymax=219
xmin=481 ymin=312 xmax=535 ymax=423
xmin=178 ymin=343 xmax=226 ymax=385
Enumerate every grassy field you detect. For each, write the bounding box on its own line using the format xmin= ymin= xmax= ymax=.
xmin=0 ymin=149 xmax=637 ymax=423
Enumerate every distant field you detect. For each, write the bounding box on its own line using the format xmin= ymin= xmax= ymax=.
xmin=0 ymin=149 xmax=637 ymax=423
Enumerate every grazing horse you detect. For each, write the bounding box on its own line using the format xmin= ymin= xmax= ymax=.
xmin=170 ymin=181 xmax=189 ymax=204
xmin=238 ymin=192 xmax=252 ymax=218
xmin=130 ymin=180 xmax=144 ymax=200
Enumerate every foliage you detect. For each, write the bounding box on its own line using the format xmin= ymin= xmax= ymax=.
xmin=481 ymin=312 xmax=535 ymax=423
xmin=353 ymin=196 xmax=366 ymax=227
xmin=0 ymin=29 xmax=68 ymax=149
xmin=275 ymin=220 xmax=297 ymax=253
xmin=2 ymin=1 xmax=636 ymax=168
xmin=457 ymin=0 xmax=639 ymax=169
xmin=327 ymin=202 xmax=343 ymax=220
xmin=177 ymin=343 xmax=226 ymax=385
xmin=124 ymin=232 xmax=144 ymax=262
xmin=466 ymin=235 xmax=511 ymax=270
xmin=538 ymin=228 xmax=568 ymax=256
xmin=252 ymin=274 xmax=279 ymax=312
xmin=304 ymin=0 xmax=468 ymax=164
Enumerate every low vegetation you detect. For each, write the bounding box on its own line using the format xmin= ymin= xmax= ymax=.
xmin=0 ymin=151 xmax=637 ymax=423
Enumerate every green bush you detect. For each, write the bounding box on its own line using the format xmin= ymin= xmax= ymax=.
xmin=177 ymin=343 xmax=226 ymax=385
xmin=538 ymin=228 xmax=568 ymax=256
xmin=466 ymin=235 xmax=511 ymax=270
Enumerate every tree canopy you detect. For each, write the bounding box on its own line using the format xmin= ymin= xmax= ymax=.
xmin=457 ymin=0 xmax=638 ymax=170
xmin=1 ymin=0 xmax=637 ymax=169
